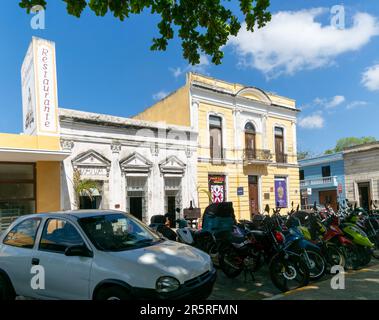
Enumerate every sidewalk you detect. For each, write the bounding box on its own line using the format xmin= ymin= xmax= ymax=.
xmin=267 ymin=261 xmax=379 ymax=300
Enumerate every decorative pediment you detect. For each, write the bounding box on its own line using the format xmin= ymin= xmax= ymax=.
xmin=120 ymin=152 xmax=153 ymax=174
xmin=236 ymin=87 xmax=272 ymax=105
xmin=159 ymin=155 xmax=186 ymax=175
xmin=72 ymin=150 xmax=111 ymax=177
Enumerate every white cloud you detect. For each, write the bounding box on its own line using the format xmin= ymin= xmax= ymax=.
xmin=170 ymin=54 xmax=210 ymax=78
xmin=346 ymin=100 xmax=368 ymax=109
xmin=153 ymin=90 xmax=169 ymax=101
xmin=362 ymin=64 xmax=379 ymax=91
xmin=325 ymin=95 xmax=345 ymax=108
xmin=311 ymin=95 xmax=345 ymax=109
xmin=299 ymin=113 xmax=325 ymax=129
xmin=228 ymin=8 xmax=379 ymax=77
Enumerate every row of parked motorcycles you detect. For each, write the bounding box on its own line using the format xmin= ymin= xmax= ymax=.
xmin=149 ymin=200 xmax=379 ymax=293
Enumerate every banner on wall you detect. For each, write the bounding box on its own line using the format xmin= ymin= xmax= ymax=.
xmin=275 ymin=178 xmax=288 ymax=208
xmin=209 ymin=175 xmax=225 ymax=203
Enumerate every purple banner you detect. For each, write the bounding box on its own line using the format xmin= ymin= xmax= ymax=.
xmin=275 ymin=179 xmax=288 ymax=208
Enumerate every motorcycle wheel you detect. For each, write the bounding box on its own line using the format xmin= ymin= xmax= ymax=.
xmin=325 ymin=243 xmax=346 ymax=269
xmin=207 ymin=243 xmax=220 ymax=268
xmin=370 ymin=234 xmax=379 ymax=259
xmin=360 ymin=247 xmax=372 ymax=266
xmin=343 ymin=245 xmax=362 ymax=270
xmin=219 ymin=245 xmax=244 ymax=278
xmin=269 ymin=253 xmax=310 ymax=293
xmin=304 ymin=249 xmax=326 ymax=281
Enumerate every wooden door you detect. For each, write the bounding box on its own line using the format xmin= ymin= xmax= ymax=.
xmin=358 ymin=182 xmax=371 ymax=210
xmin=319 ymin=190 xmax=338 ymax=212
xmin=248 ymin=176 xmax=259 ymax=216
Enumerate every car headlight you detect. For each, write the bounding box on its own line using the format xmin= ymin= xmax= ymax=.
xmin=156 ymin=276 xmax=180 ymax=293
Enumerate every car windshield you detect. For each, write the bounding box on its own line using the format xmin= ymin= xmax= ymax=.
xmin=78 ymin=213 xmax=161 ymax=252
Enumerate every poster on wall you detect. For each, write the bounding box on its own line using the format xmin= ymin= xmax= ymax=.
xmin=209 ymin=175 xmax=225 ymax=203
xmin=275 ymin=178 xmax=288 ymax=208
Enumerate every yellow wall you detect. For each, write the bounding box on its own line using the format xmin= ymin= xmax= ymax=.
xmin=36 ymin=161 xmax=61 ymax=213
xmin=133 ymin=85 xmax=191 ymax=126
xmin=0 ymin=133 xmax=62 ymax=213
xmin=0 ymin=133 xmax=61 ymax=150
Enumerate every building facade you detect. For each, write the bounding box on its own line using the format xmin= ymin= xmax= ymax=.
xmin=134 ymin=73 xmax=301 ymax=219
xmin=0 ymin=37 xmax=199 ymax=228
xmin=59 ymin=108 xmax=198 ymax=224
xmin=299 ymin=153 xmax=346 ymax=211
xmin=344 ymin=142 xmax=379 ymax=210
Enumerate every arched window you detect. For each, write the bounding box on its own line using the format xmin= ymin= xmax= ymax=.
xmin=245 ymin=122 xmax=256 ymax=133
xmin=245 ymin=122 xmax=256 ymax=159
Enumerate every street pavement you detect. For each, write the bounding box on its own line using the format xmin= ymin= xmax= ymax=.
xmin=268 ymin=260 xmax=379 ymax=300
xmin=209 ymin=260 xmax=379 ymax=300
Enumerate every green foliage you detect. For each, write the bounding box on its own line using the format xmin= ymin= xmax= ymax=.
xmin=198 ymin=187 xmax=212 ymax=203
xmin=297 ymin=150 xmax=313 ymax=160
xmin=72 ymin=169 xmax=100 ymax=208
xmin=19 ymin=0 xmax=271 ymax=65
xmin=325 ymin=136 xmax=377 ymax=154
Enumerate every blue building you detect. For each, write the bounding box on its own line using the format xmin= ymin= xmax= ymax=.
xmin=299 ymin=153 xmax=346 ymax=211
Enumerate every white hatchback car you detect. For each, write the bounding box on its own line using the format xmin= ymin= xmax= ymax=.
xmin=0 ymin=210 xmax=216 ymax=300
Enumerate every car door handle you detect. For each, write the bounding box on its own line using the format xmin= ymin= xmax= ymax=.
xmin=31 ymin=258 xmax=40 ymax=266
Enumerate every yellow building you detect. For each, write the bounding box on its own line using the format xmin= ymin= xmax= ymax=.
xmin=0 ymin=133 xmax=69 ymax=229
xmin=134 ymin=73 xmax=301 ymax=219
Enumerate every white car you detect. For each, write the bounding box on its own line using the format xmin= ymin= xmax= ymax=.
xmin=0 ymin=210 xmax=216 ymax=300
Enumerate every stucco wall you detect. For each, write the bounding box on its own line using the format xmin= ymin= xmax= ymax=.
xmin=36 ymin=161 xmax=61 ymax=212
xmin=133 ymin=85 xmax=190 ymax=127
xmin=344 ymin=148 xmax=379 ymax=203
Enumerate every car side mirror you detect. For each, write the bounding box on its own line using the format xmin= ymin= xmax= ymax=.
xmin=65 ymin=245 xmax=93 ymax=258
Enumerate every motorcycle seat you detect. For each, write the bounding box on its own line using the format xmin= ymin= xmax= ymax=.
xmin=249 ymin=229 xmax=265 ymax=237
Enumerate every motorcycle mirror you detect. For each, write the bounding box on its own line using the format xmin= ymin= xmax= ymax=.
xmin=296 ymin=204 xmax=299 ymax=211
xmin=265 ymin=204 xmax=270 ymax=213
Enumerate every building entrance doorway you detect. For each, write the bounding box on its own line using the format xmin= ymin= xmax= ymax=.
xmin=319 ymin=190 xmax=337 ymax=212
xmin=358 ymin=182 xmax=371 ymax=211
xmin=129 ymin=197 xmax=143 ymax=220
xmin=79 ymin=196 xmax=101 ymax=209
xmin=248 ymin=175 xmax=259 ymax=216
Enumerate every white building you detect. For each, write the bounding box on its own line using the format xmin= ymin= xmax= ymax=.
xmin=59 ymin=108 xmax=198 ymax=223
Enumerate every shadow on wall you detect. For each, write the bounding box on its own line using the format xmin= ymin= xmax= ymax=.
xmin=61 ymin=165 xmax=72 ymax=210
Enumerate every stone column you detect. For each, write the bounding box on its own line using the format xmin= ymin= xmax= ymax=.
xmin=109 ymin=141 xmax=122 ymax=210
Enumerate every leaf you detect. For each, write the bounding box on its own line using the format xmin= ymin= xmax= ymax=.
xmin=18 ymin=0 xmax=271 ymax=65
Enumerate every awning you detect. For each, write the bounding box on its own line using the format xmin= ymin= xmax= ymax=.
xmin=0 ymin=147 xmax=71 ymax=162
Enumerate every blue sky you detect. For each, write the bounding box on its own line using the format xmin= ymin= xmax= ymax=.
xmin=0 ymin=0 xmax=378 ymax=155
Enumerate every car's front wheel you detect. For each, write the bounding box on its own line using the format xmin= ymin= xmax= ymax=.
xmin=0 ymin=274 xmax=15 ymax=301
xmin=95 ymin=286 xmax=131 ymax=300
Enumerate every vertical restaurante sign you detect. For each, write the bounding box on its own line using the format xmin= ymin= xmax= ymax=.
xmin=21 ymin=37 xmax=59 ymax=135
xmin=37 ymin=43 xmax=57 ymax=132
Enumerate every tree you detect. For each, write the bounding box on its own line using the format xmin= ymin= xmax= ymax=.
xmin=325 ymin=136 xmax=377 ymax=154
xmin=72 ymin=169 xmax=100 ymax=209
xmin=297 ymin=150 xmax=313 ymax=160
xmin=19 ymin=0 xmax=271 ymax=65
